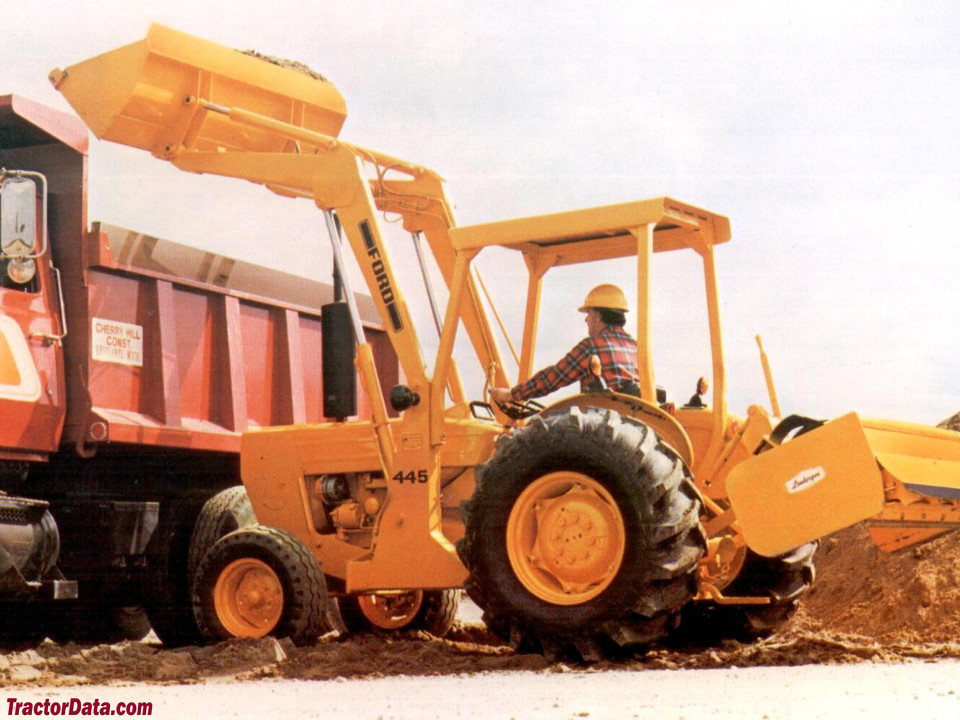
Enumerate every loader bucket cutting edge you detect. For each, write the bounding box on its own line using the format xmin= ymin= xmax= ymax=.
xmin=51 ymin=23 xmax=346 ymax=156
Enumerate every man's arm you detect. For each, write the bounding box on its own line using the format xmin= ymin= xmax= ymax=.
xmin=509 ymin=338 xmax=593 ymax=401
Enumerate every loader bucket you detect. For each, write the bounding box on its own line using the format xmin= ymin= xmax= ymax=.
xmin=50 ymin=24 xmax=346 ymax=157
xmin=727 ymin=412 xmax=960 ymax=556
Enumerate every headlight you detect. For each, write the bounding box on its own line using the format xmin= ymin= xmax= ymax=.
xmin=7 ymin=257 xmax=36 ymax=284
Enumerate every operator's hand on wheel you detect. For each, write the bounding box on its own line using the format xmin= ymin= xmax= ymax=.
xmin=490 ymin=387 xmax=545 ymax=420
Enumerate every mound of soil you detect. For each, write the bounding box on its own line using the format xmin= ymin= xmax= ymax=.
xmin=801 ymin=524 xmax=960 ymax=642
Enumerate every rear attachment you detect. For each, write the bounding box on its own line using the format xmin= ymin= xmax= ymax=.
xmin=727 ymin=412 xmax=960 ymax=555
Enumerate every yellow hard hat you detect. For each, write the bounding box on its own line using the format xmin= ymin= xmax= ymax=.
xmin=578 ymin=284 xmax=629 ymax=312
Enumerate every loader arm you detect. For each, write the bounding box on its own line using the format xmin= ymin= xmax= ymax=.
xmin=374 ymin=176 xmax=512 ymax=394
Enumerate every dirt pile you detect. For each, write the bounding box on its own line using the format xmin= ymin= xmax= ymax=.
xmin=801 ymin=524 xmax=960 ymax=642
xmin=938 ymin=411 xmax=960 ymax=433
xmin=5 ymin=622 xmax=960 ymax=688
xmin=0 ymin=627 xmax=546 ymax=688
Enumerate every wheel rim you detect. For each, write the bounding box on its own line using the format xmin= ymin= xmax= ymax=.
xmin=356 ymin=591 xmax=424 ymax=630
xmin=214 ymin=558 xmax=284 ymax=638
xmin=506 ymin=471 xmax=626 ymax=606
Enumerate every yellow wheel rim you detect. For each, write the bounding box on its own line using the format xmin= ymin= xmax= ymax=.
xmin=356 ymin=590 xmax=424 ymax=630
xmin=506 ymin=471 xmax=626 ymax=606
xmin=214 ymin=558 xmax=284 ymax=638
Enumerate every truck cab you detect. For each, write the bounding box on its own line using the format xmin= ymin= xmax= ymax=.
xmin=0 ymin=95 xmax=81 ymax=458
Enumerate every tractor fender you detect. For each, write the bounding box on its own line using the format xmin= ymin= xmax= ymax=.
xmin=541 ymin=392 xmax=695 ymax=469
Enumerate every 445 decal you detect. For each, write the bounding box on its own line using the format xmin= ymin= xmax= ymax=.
xmin=393 ymin=469 xmax=429 ymax=484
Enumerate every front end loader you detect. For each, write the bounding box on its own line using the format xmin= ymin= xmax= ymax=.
xmin=53 ymin=25 xmax=960 ymax=658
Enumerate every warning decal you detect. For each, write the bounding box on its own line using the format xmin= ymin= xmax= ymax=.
xmin=91 ymin=318 xmax=143 ymax=367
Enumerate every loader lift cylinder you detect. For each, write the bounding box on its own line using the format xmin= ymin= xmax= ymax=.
xmin=322 ymin=212 xmax=356 ymax=420
xmin=322 ymin=303 xmax=356 ymax=421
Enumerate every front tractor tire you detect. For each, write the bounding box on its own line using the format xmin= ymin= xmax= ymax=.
xmin=457 ymin=408 xmax=706 ymax=661
xmin=192 ymin=525 xmax=330 ymax=646
xmin=337 ymin=589 xmax=460 ymax=637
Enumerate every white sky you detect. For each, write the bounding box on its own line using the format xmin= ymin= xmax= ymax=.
xmin=3 ymin=0 xmax=959 ymax=425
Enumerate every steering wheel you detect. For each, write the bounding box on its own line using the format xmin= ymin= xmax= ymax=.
xmin=494 ymin=398 xmax=545 ymax=421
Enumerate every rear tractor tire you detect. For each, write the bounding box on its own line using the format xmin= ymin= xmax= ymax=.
xmin=456 ymin=407 xmax=706 ymax=662
xmin=337 ymin=589 xmax=459 ymax=637
xmin=192 ymin=525 xmax=330 ymax=646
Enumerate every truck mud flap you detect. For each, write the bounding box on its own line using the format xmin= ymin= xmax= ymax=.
xmin=726 ymin=412 xmax=885 ymax=557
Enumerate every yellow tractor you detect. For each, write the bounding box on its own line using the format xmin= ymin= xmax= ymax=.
xmin=53 ymin=25 xmax=960 ymax=658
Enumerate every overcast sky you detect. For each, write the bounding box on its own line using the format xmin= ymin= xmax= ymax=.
xmin=3 ymin=1 xmax=959 ymax=425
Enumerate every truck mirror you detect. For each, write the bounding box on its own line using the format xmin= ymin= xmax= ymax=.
xmin=0 ymin=175 xmax=40 ymax=286
xmin=1 ymin=175 xmax=38 ymax=257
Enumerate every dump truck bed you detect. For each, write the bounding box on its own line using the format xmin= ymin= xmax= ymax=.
xmin=62 ymin=222 xmax=397 ymax=454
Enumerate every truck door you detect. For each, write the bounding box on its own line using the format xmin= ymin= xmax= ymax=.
xmin=0 ymin=173 xmax=66 ymax=455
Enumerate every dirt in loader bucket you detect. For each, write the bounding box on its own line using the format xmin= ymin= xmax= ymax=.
xmin=4 ymin=412 xmax=960 ymax=686
xmin=240 ymin=49 xmax=329 ymax=82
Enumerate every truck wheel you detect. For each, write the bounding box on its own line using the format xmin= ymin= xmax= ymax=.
xmin=0 ymin=603 xmax=47 ymax=649
xmin=192 ymin=525 xmax=330 ymax=646
xmin=46 ymin=600 xmax=152 ymax=644
xmin=188 ymin=486 xmax=256 ymax=580
xmin=673 ymin=542 xmax=817 ymax=645
xmin=144 ymin=494 xmax=208 ymax=647
xmin=337 ymin=589 xmax=459 ymax=636
xmin=112 ymin=604 xmax=152 ymax=641
xmin=457 ymin=407 xmax=706 ymax=661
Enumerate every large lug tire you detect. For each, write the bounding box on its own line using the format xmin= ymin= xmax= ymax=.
xmin=144 ymin=494 xmax=209 ymax=648
xmin=456 ymin=407 xmax=706 ymax=662
xmin=188 ymin=486 xmax=256 ymax=580
xmin=192 ymin=525 xmax=330 ymax=646
xmin=337 ymin=589 xmax=460 ymax=637
xmin=675 ymin=541 xmax=818 ymax=645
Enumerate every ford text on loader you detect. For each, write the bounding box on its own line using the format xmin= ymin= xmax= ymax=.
xmin=52 ymin=25 xmax=960 ymax=659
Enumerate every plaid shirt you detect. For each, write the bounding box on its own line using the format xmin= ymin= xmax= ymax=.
xmin=510 ymin=327 xmax=639 ymax=401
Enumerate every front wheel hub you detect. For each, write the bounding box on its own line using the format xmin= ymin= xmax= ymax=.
xmin=214 ymin=557 xmax=284 ymax=638
xmin=507 ymin=471 xmax=625 ymax=605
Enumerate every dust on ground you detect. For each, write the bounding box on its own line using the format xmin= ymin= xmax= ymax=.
xmin=5 ymin=413 xmax=960 ymax=687
xmin=5 ymin=620 xmax=960 ymax=689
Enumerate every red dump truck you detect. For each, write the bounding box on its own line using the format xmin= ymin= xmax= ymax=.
xmin=0 ymin=94 xmax=397 ymax=645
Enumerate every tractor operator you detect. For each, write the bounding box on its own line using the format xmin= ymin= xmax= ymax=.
xmin=489 ymin=284 xmax=641 ymax=404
